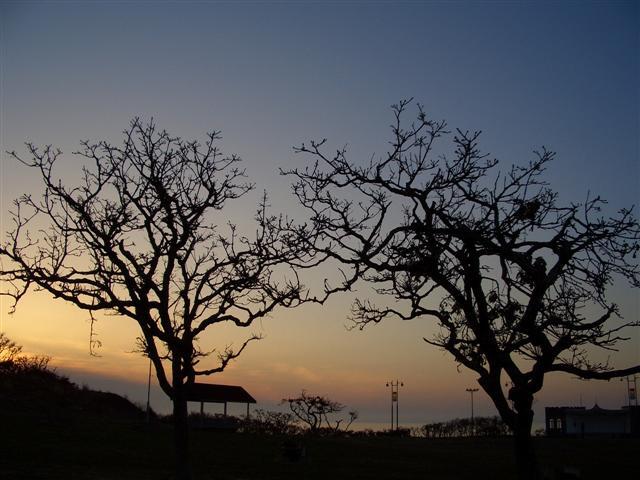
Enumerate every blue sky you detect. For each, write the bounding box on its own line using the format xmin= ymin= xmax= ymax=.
xmin=1 ymin=1 xmax=638 ymax=427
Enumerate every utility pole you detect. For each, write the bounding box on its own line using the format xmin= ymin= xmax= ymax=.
xmin=466 ymin=387 xmax=479 ymax=436
xmin=146 ymin=357 xmax=152 ymax=423
xmin=386 ymin=380 xmax=404 ymax=431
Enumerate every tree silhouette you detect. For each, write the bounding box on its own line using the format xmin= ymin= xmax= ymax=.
xmin=285 ymin=100 xmax=640 ymax=479
xmin=0 ymin=332 xmax=50 ymax=373
xmin=282 ymin=390 xmax=358 ymax=433
xmin=414 ymin=416 xmax=510 ymax=438
xmin=1 ymin=119 xmax=310 ymax=480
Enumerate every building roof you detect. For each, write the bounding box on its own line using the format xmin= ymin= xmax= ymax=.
xmin=185 ymin=383 xmax=256 ymax=404
xmin=546 ymin=406 xmax=585 ymax=412
xmin=567 ymin=404 xmax=629 ymax=416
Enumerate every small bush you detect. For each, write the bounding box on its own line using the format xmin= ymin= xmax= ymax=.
xmin=281 ymin=390 xmax=358 ymax=434
xmin=241 ymin=409 xmax=301 ymax=436
xmin=0 ymin=332 xmax=51 ymax=375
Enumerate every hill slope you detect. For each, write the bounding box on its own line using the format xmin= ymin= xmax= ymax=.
xmin=0 ymin=359 xmax=147 ymax=423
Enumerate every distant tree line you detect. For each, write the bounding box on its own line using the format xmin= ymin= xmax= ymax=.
xmin=412 ymin=416 xmax=511 ymax=438
xmin=183 ymin=409 xmax=509 ymax=440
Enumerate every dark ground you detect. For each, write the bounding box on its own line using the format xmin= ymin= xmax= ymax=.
xmin=1 ymin=412 xmax=637 ymax=480
xmin=0 ymin=367 xmax=637 ymax=479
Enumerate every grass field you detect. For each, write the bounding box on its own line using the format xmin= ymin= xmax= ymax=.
xmin=1 ymin=410 xmax=638 ymax=480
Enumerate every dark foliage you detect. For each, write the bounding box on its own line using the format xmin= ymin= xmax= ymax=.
xmin=241 ymin=409 xmax=301 ymax=436
xmin=413 ymin=416 xmax=511 ymax=438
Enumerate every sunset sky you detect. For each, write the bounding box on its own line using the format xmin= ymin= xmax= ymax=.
xmin=1 ymin=1 xmax=638 ymax=429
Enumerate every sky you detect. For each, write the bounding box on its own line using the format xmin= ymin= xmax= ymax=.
xmin=0 ymin=0 xmax=638 ymax=429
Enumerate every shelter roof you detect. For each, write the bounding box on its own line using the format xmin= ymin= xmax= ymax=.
xmin=185 ymin=383 xmax=256 ymax=404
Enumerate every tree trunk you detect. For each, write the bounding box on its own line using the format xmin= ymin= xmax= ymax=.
xmin=479 ymin=376 xmax=539 ymax=480
xmin=513 ymin=405 xmax=537 ymax=480
xmin=172 ymin=365 xmax=191 ymax=480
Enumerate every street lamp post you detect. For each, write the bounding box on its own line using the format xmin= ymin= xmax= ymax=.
xmin=621 ymin=375 xmax=638 ymax=408
xmin=466 ymin=387 xmax=479 ymax=436
xmin=386 ymin=380 xmax=404 ymax=431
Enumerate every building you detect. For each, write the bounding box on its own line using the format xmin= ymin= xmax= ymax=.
xmin=545 ymin=404 xmax=640 ymax=437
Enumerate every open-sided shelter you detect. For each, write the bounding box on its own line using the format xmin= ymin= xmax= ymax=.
xmin=185 ymin=383 xmax=256 ymax=418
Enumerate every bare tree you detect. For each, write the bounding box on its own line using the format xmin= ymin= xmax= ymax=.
xmin=0 ymin=332 xmax=51 ymax=374
xmin=282 ymin=390 xmax=358 ymax=434
xmin=284 ymin=100 xmax=640 ymax=479
xmin=0 ymin=332 xmax=22 ymax=363
xmin=0 ymin=119 xmax=310 ymax=480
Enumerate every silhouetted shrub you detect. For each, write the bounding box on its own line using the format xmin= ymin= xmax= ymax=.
xmin=281 ymin=438 xmax=306 ymax=462
xmin=350 ymin=428 xmax=377 ymax=437
xmin=188 ymin=412 xmax=242 ymax=431
xmin=377 ymin=428 xmax=412 ymax=437
xmin=282 ymin=390 xmax=358 ymax=434
xmin=241 ymin=409 xmax=301 ymax=436
xmin=0 ymin=332 xmax=51 ymax=375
